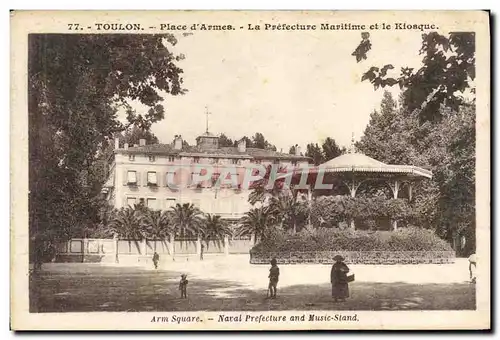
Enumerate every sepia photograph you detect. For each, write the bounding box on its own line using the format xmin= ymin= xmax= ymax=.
xmin=10 ymin=10 xmax=490 ymax=330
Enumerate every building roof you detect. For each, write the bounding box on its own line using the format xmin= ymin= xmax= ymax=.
xmin=116 ymin=143 xmax=312 ymax=161
xmin=196 ymin=131 xmax=218 ymax=138
xmin=311 ymin=152 xmax=432 ymax=179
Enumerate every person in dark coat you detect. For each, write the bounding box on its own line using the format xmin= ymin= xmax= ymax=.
xmin=179 ymin=274 xmax=188 ymax=298
xmin=330 ymin=255 xmax=350 ymax=302
xmin=152 ymin=252 xmax=160 ymax=269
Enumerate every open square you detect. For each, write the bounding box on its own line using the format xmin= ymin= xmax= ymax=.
xmin=30 ymin=256 xmax=475 ymax=312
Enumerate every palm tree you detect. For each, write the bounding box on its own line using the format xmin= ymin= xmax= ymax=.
xmin=270 ymin=193 xmax=308 ymax=234
xmin=237 ymin=206 xmax=276 ymax=242
xmin=109 ymin=206 xmax=144 ymax=253
xmin=169 ymin=203 xmax=205 ymax=245
xmin=202 ymin=214 xmax=232 ymax=250
xmin=248 ymin=165 xmax=291 ymax=206
xmin=140 ymin=209 xmax=171 ymax=253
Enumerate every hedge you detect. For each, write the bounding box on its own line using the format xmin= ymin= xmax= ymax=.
xmin=250 ymin=250 xmax=456 ymax=265
xmin=249 ymin=227 xmax=455 ymax=264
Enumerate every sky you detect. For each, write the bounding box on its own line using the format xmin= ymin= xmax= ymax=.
xmin=130 ymin=28 xmax=426 ymax=151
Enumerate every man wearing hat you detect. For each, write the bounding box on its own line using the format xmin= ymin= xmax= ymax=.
xmin=330 ymin=255 xmax=350 ymax=302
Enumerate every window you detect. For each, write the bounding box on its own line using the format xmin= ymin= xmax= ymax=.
xmin=273 ymin=159 xmax=280 ymax=164
xmin=168 ymin=156 xmax=175 ymax=162
xmin=165 ymin=198 xmax=176 ymax=209
xmin=254 ymin=159 xmax=262 ymax=164
xmin=127 ymin=197 xmax=136 ymax=207
xmin=147 ymin=171 xmax=157 ymax=186
xmin=127 ymin=170 xmax=137 ymax=185
xmin=291 ymin=160 xmax=297 ymax=166
xmin=193 ymin=157 xmax=200 ymax=163
xmin=232 ymin=159 xmax=238 ymax=164
xmin=147 ymin=198 xmax=157 ymax=209
xmin=149 ymin=155 xmax=156 ymax=162
xmin=129 ymin=154 xmax=135 ymax=161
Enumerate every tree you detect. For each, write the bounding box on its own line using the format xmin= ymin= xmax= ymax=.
xmin=248 ymin=164 xmax=291 ymax=205
xmin=29 ymin=34 xmax=186 ymax=259
xmin=352 ymin=31 xmax=475 ymax=122
xmin=108 ymin=207 xmax=144 ymax=253
xmin=357 ymin=91 xmax=476 ymax=254
xmin=202 ymin=214 xmax=232 ymax=249
xmin=140 ymin=210 xmax=171 ymax=240
xmin=321 ymin=137 xmax=343 ymax=161
xmin=169 ymin=203 xmax=205 ymax=239
xmin=118 ymin=126 xmax=160 ymax=146
xmin=289 ymin=145 xmax=297 ymax=155
xmin=356 ymin=91 xmax=424 ymax=165
xmin=238 ymin=136 xmax=253 ymax=148
xmin=237 ymin=206 xmax=276 ymax=241
xmin=218 ymin=133 xmax=234 ymax=147
xmin=270 ymin=194 xmax=308 ymax=234
xmin=305 ymin=143 xmax=324 ymax=165
xmin=252 ymin=132 xmax=276 ymax=150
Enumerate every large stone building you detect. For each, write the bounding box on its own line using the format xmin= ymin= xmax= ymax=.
xmin=101 ymin=130 xmax=311 ymax=222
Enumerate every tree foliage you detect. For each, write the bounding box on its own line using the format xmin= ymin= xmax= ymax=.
xmin=305 ymin=143 xmax=324 ymax=165
xmin=353 ymin=31 xmax=475 ymax=122
xmin=356 ymin=91 xmax=475 ymax=255
xmin=168 ymin=203 xmax=205 ymax=238
xmin=29 ymin=34 xmax=185 ymax=249
xmin=322 ymin=137 xmax=344 ymax=161
xmin=118 ymin=126 xmax=160 ymax=146
xmin=218 ymin=133 xmax=234 ymax=147
xmin=202 ymin=214 xmax=232 ymax=249
xmin=237 ymin=206 xmax=277 ymax=241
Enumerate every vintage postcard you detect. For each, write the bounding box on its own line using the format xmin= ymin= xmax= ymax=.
xmin=10 ymin=10 xmax=490 ymax=330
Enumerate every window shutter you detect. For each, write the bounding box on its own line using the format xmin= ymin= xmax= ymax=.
xmin=143 ymin=171 xmax=148 ymax=186
xmin=123 ymin=196 xmax=128 ymax=208
xmin=136 ymin=172 xmax=141 ymax=186
xmin=156 ymin=171 xmax=160 ymax=186
xmin=123 ymin=170 xmax=128 ymax=186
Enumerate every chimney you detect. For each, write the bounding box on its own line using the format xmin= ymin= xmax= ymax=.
xmin=114 ymin=137 xmax=120 ymax=150
xmin=139 ymin=138 xmax=146 ymax=146
xmin=124 ymin=143 xmax=129 ymax=150
xmin=174 ymin=135 xmax=183 ymax=150
xmin=237 ymin=138 xmax=246 ymax=153
xmin=295 ymin=144 xmax=301 ymax=156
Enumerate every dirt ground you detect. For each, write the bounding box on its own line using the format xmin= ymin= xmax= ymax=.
xmin=30 ymin=255 xmax=476 ymax=312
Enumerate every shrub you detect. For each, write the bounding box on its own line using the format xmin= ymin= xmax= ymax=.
xmin=250 ymin=227 xmax=453 ymax=253
xmin=310 ymin=196 xmax=416 ymax=230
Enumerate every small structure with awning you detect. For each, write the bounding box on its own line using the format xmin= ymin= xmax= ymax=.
xmin=291 ymin=150 xmax=432 ymax=230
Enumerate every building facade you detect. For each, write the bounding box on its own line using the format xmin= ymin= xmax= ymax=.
xmin=102 ymin=131 xmax=311 ymax=224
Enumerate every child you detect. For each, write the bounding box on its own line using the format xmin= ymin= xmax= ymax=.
xmin=267 ymin=258 xmax=280 ymax=299
xmin=179 ymin=274 xmax=188 ymax=299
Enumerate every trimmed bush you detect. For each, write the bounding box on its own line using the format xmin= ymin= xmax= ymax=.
xmin=250 ymin=227 xmax=455 ymax=264
xmin=252 ymin=227 xmax=453 ymax=253
xmin=250 ymin=250 xmax=456 ymax=265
